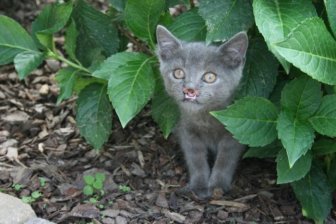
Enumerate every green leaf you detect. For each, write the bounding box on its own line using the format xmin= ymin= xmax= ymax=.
xmin=325 ymin=0 xmax=336 ymax=37
xmin=76 ymin=83 xmax=113 ymax=149
xmin=253 ymin=0 xmax=317 ymax=73
xmin=211 ymin=97 xmax=278 ymax=147
xmin=276 ymin=149 xmax=312 ymax=184
xmin=32 ymin=2 xmax=73 ymax=49
xmin=31 ymin=191 xmax=42 ymax=199
xmin=93 ymin=180 xmax=103 ymax=190
xmin=83 ymin=185 xmax=94 ymax=196
xmin=275 ymin=17 xmax=336 ymax=85
xmin=55 ymin=67 xmax=80 ymax=104
xmin=309 ymin=95 xmax=336 ymax=137
xmin=328 ymin=158 xmax=336 ymax=190
xmin=0 ymin=15 xmax=38 ymax=65
xmin=277 ymin=111 xmax=315 ymax=167
xmin=95 ymin=173 xmax=106 ymax=182
xmin=281 ymin=76 xmax=322 ymax=119
xmin=21 ymin=196 xmax=34 ymax=204
xmin=152 ymin=77 xmax=179 ymax=138
xmin=14 ymin=51 xmax=44 ymax=79
xmin=237 ymin=37 xmax=279 ymax=98
xmin=291 ymin=164 xmax=332 ymax=223
xmin=84 ymin=175 xmax=95 ymax=185
xmin=198 ymin=0 xmax=253 ymax=43
xmin=168 ymin=9 xmax=206 ymax=42
xmin=125 ymin=0 xmax=165 ymax=48
xmin=107 ymin=53 xmax=155 ymax=127
xmin=93 ymin=52 xmax=144 ymax=80
xmin=312 ymin=138 xmax=336 ymax=156
xmin=108 ymin=0 xmax=126 ymax=11
xmin=73 ymin=0 xmax=119 ymax=66
xmin=243 ymin=141 xmax=282 ymax=159
xmin=64 ymin=19 xmax=78 ymax=62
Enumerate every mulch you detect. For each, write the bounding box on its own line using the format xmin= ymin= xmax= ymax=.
xmin=0 ymin=1 xmax=335 ymax=223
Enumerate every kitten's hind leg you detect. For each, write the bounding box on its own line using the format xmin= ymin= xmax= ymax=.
xmin=209 ymin=135 xmax=245 ymax=194
xmin=178 ymin=133 xmax=211 ymax=199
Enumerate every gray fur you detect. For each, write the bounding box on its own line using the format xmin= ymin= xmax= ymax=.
xmin=156 ymin=25 xmax=248 ymax=199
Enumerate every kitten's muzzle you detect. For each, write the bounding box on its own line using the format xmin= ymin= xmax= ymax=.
xmin=183 ymin=87 xmax=199 ymax=101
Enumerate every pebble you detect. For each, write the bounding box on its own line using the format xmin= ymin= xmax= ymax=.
xmin=39 ymin=84 xmax=49 ymax=95
xmin=0 ymin=192 xmax=36 ymax=224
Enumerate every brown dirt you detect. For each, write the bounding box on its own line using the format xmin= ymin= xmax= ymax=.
xmin=0 ymin=1 xmax=335 ymax=223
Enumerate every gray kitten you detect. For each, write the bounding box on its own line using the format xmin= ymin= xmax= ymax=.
xmin=156 ymin=25 xmax=248 ymax=199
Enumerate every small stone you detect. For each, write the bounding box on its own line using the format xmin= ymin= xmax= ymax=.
xmin=101 ymin=217 xmax=115 ymax=224
xmin=39 ymin=84 xmax=49 ymax=95
xmin=8 ymin=72 xmax=18 ymax=80
xmin=115 ymin=216 xmax=127 ymax=224
xmin=46 ymin=59 xmax=61 ymax=72
xmin=0 ymin=192 xmax=36 ymax=224
xmin=217 ymin=210 xmax=229 ymax=220
xmin=101 ymin=209 xmax=120 ymax=218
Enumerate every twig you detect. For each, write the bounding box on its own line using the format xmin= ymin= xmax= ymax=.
xmin=209 ymin=199 xmax=249 ymax=208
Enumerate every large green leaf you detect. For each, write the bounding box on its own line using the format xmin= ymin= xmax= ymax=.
xmin=168 ymin=9 xmax=206 ymax=42
xmin=92 ymin=52 xmax=143 ymax=80
xmin=32 ymin=2 xmax=73 ymax=49
xmin=125 ymin=0 xmax=165 ymax=47
xmin=152 ymin=77 xmax=179 ymax=138
xmin=55 ymin=67 xmax=80 ymax=104
xmin=291 ymin=164 xmax=332 ymax=223
xmin=277 ymin=111 xmax=315 ymax=167
xmin=275 ymin=17 xmax=336 ymax=85
xmin=0 ymin=15 xmax=38 ymax=65
xmin=243 ymin=141 xmax=282 ymax=159
xmin=281 ymin=76 xmax=322 ymax=119
xmin=64 ymin=19 xmax=78 ymax=62
xmin=76 ymin=83 xmax=112 ymax=149
xmin=276 ymin=149 xmax=312 ymax=184
xmin=312 ymin=138 xmax=336 ymax=156
xmin=108 ymin=0 xmax=126 ymax=11
xmin=73 ymin=0 xmax=119 ymax=66
xmin=14 ymin=51 xmax=44 ymax=79
xmin=107 ymin=54 xmax=155 ymax=127
xmin=237 ymin=37 xmax=279 ymax=98
xmin=211 ymin=97 xmax=278 ymax=147
xmin=325 ymin=0 xmax=336 ymax=37
xmin=198 ymin=0 xmax=254 ymax=43
xmin=309 ymin=95 xmax=336 ymax=137
xmin=253 ymin=0 xmax=316 ymax=73
xmin=328 ymin=159 xmax=336 ymax=190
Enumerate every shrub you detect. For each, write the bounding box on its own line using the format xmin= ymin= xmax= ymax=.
xmin=0 ymin=0 xmax=335 ymax=222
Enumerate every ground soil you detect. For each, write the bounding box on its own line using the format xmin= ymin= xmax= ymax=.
xmin=0 ymin=1 xmax=335 ymax=223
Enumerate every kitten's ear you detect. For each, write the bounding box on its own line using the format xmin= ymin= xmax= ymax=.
xmin=218 ymin=32 xmax=248 ymax=68
xmin=156 ymin=25 xmax=181 ymax=59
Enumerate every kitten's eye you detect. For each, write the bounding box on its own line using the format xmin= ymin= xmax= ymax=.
xmin=173 ymin=69 xmax=185 ymax=79
xmin=203 ymin=72 xmax=217 ymax=83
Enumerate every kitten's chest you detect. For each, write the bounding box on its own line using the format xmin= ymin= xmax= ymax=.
xmin=179 ymin=112 xmax=226 ymax=142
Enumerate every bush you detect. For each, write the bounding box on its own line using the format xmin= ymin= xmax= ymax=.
xmin=0 ymin=0 xmax=335 ymax=222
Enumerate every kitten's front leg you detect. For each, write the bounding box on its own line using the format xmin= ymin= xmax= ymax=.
xmin=209 ymin=135 xmax=245 ymax=193
xmin=178 ymin=131 xmax=211 ymax=199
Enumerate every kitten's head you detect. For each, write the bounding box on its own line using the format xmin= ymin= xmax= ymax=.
xmin=156 ymin=25 xmax=248 ymax=113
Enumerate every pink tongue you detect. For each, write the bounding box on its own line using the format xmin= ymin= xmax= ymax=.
xmin=185 ymin=94 xmax=196 ymax=100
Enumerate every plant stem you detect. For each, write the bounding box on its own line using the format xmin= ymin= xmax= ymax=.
xmin=47 ymin=51 xmax=91 ymax=74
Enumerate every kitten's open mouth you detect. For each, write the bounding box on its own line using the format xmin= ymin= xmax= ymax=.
xmin=184 ymin=94 xmax=197 ymax=101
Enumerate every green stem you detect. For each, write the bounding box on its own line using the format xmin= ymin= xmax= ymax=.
xmin=47 ymin=51 xmax=91 ymax=74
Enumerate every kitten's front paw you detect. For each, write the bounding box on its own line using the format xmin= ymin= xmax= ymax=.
xmin=177 ymin=184 xmax=211 ymax=200
xmin=208 ymin=173 xmax=232 ymax=194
